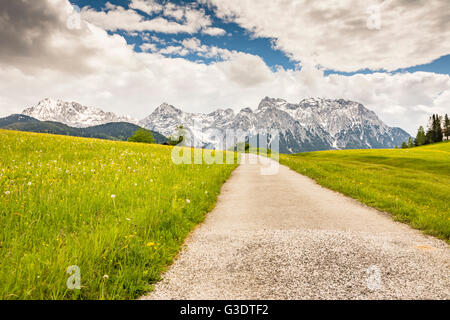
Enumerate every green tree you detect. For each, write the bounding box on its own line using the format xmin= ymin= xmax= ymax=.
xmin=435 ymin=114 xmax=443 ymax=142
xmin=407 ymin=137 xmax=414 ymax=148
xmin=425 ymin=114 xmax=444 ymax=144
xmin=426 ymin=115 xmax=437 ymax=144
xmin=444 ymin=114 xmax=450 ymax=140
xmin=128 ymin=128 xmax=155 ymax=144
xmin=401 ymin=141 xmax=408 ymax=149
xmin=415 ymin=126 xmax=426 ymax=146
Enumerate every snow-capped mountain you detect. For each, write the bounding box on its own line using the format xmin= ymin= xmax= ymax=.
xmin=139 ymin=103 xmax=238 ymax=147
xmin=22 ymin=98 xmax=137 ymax=128
xmin=140 ymin=97 xmax=411 ymax=153
xmin=20 ymin=97 xmax=410 ymax=153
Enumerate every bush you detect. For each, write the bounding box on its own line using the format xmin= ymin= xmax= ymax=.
xmin=128 ymin=128 xmax=155 ymax=144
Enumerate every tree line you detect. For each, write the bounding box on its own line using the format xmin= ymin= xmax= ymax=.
xmin=400 ymin=114 xmax=450 ymax=148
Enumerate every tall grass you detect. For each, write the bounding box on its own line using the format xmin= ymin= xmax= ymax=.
xmin=280 ymin=142 xmax=450 ymax=242
xmin=0 ymin=130 xmax=237 ymax=299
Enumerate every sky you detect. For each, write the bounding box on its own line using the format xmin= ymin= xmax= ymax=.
xmin=0 ymin=0 xmax=449 ymax=135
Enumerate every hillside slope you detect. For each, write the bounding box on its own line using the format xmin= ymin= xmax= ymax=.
xmin=0 ymin=114 xmax=167 ymax=144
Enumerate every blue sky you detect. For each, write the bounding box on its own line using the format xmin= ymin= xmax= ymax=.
xmin=69 ymin=0 xmax=450 ymax=76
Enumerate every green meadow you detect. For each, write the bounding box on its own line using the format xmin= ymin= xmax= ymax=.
xmin=1 ymin=128 xmax=448 ymax=300
xmin=280 ymin=142 xmax=450 ymax=242
xmin=0 ymin=130 xmax=237 ymax=299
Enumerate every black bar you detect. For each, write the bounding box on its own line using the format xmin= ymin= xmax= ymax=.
xmin=1 ymin=300 xmax=446 ymax=319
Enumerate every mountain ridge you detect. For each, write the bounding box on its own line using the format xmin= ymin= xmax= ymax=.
xmin=139 ymin=97 xmax=411 ymax=153
xmin=20 ymin=97 xmax=411 ymax=153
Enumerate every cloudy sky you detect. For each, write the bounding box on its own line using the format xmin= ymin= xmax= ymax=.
xmin=0 ymin=0 xmax=449 ymax=134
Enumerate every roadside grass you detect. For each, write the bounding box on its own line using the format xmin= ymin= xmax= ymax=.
xmin=280 ymin=142 xmax=450 ymax=242
xmin=0 ymin=130 xmax=238 ymax=299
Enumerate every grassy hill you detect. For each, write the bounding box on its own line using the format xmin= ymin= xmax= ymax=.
xmin=0 ymin=114 xmax=167 ymax=144
xmin=280 ymin=142 xmax=450 ymax=241
xmin=0 ymin=130 xmax=237 ymax=299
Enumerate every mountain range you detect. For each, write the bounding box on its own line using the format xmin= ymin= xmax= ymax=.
xmin=140 ymin=97 xmax=411 ymax=153
xmin=16 ymin=97 xmax=411 ymax=153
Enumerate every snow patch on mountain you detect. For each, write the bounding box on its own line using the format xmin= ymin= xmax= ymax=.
xmin=140 ymin=97 xmax=411 ymax=153
xmin=22 ymin=98 xmax=137 ymax=128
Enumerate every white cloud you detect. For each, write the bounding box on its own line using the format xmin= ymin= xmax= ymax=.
xmin=141 ymin=34 xmax=166 ymax=45
xmin=105 ymin=2 xmax=118 ymax=11
xmin=156 ymin=37 xmax=233 ymax=60
xmin=181 ymin=38 xmax=202 ymax=51
xmin=129 ymin=0 xmax=163 ymax=15
xmin=0 ymin=0 xmax=139 ymax=74
xmin=215 ymin=52 xmax=273 ymax=87
xmin=140 ymin=42 xmax=157 ymax=52
xmin=202 ymin=0 xmax=450 ymax=72
xmin=81 ymin=1 xmax=221 ymax=36
xmin=158 ymin=45 xmax=189 ymax=56
xmin=81 ymin=6 xmax=203 ymax=33
xmin=163 ymin=2 xmax=185 ymax=21
xmin=201 ymin=27 xmax=226 ymax=36
xmin=322 ymin=72 xmax=450 ymax=134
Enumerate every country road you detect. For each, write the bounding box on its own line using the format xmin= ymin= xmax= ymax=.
xmin=142 ymin=154 xmax=450 ymax=300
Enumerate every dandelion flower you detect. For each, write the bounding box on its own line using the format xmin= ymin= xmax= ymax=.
xmin=111 ymin=194 xmax=116 ymax=199
xmin=146 ymin=242 xmax=155 ymax=247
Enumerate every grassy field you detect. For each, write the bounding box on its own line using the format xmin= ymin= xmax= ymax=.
xmin=0 ymin=129 xmax=237 ymax=299
xmin=280 ymin=142 xmax=450 ymax=242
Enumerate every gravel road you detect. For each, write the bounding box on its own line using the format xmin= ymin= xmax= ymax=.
xmin=142 ymin=155 xmax=450 ymax=300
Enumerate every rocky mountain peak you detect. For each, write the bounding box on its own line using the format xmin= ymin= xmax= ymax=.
xmin=154 ymin=103 xmax=182 ymax=115
xmin=22 ymin=98 xmax=137 ymax=128
xmin=258 ymin=97 xmax=287 ymax=110
xmin=239 ymin=107 xmax=253 ymax=113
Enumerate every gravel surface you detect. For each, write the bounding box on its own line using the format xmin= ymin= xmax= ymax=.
xmin=142 ymin=155 xmax=450 ymax=300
